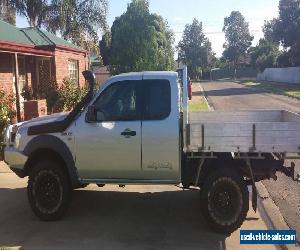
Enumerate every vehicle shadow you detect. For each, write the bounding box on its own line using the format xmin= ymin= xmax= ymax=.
xmin=0 ymin=187 xmax=228 ymax=249
xmin=194 ymin=87 xmax=267 ymax=97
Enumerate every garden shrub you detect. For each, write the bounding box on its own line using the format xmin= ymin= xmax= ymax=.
xmin=21 ymin=84 xmax=34 ymax=101
xmin=57 ymin=78 xmax=88 ymax=111
xmin=21 ymin=80 xmax=60 ymax=114
xmin=36 ymin=79 xmax=59 ymax=114
xmin=0 ymin=89 xmax=15 ymax=157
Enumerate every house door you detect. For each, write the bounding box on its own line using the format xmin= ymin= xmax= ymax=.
xmin=36 ymin=58 xmax=51 ymax=96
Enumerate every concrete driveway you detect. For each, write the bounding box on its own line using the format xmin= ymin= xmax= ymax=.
xmin=200 ymin=80 xmax=300 ymax=241
xmin=0 ymin=162 xmax=275 ymax=250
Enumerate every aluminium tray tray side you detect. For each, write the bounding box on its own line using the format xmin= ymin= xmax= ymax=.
xmin=187 ymin=110 xmax=300 ymax=153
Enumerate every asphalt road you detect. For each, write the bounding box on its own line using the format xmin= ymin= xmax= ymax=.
xmin=0 ymin=162 xmax=274 ymax=250
xmin=200 ymin=80 xmax=300 ymax=238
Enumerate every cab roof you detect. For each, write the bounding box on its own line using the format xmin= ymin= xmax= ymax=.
xmin=100 ymin=71 xmax=178 ymax=92
xmin=108 ymin=71 xmax=178 ymax=81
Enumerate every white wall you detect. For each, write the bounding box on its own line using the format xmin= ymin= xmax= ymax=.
xmin=257 ymin=67 xmax=300 ymax=84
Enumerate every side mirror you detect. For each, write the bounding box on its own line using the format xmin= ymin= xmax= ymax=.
xmin=85 ymin=105 xmax=97 ymax=123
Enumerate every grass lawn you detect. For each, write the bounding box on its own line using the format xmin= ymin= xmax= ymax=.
xmin=188 ymin=99 xmax=210 ymax=112
xmin=237 ymin=80 xmax=300 ymax=98
xmin=286 ymin=90 xmax=300 ymax=98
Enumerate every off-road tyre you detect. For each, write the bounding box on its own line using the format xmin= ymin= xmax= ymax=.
xmin=200 ymin=168 xmax=249 ymax=234
xmin=27 ymin=160 xmax=71 ymax=221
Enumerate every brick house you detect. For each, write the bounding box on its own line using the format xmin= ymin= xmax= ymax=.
xmin=0 ymin=20 xmax=88 ymax=121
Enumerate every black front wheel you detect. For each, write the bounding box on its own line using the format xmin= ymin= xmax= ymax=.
xmin=27 ymin=160 xmax=71 ymax=221
xmin=200 ymin=168 xmax=249 ymax=233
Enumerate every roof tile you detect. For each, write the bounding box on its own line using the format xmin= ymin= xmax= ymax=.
xmin=0 ymin=20 xmax=84 ymax=52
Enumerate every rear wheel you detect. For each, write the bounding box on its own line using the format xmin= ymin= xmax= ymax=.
xmin=27 ymin=160 xmax=71 ymax=221
xmin=200 ymin=168 xmax=249 ymax=233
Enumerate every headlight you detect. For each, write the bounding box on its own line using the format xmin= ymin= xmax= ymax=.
xmin=10 ymin=125 xmax=19 ymax=143
xmin=15 ymin=132 xmax=21 ymax=148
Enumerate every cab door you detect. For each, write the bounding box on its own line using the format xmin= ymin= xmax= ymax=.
xmin=141 ymin=76 xmax=180 ymax=181
xmin=74 ymin=79 xmax=142 ymax=180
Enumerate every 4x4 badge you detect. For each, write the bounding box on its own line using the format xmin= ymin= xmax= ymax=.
xmin=61 ymin=132 xmax=73 ymax=136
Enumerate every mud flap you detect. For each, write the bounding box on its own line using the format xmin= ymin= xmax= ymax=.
xmin=279 ymin=163 xmax=295 ymax=180
xmin=246 ymin=158 xmax=257 ymax=212
xmin=252 ymin=184 xmax=257 ymax=212
xmin=0 ymin=146 xmax=4 ymax=161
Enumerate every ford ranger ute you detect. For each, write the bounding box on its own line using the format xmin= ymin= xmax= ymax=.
xmin=3 ymin=67 xmax=299 ymax=233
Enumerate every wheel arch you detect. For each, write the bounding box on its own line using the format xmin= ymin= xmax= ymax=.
xmin=23 ymin=135 xmax=80 ymax=188
xmin=198 ymin=153 xmax=245 ymax=186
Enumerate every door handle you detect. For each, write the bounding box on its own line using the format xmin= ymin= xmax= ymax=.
xmin=121 ymin=129 xmax=136 ymax=137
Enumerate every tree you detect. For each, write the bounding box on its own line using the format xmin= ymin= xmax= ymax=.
xmin=178 ymin=18 xmax=215 ymax=79
xmin=249 ymin=18 xmax=281 ymax=71
xmin=222 ymin=11 xmax=253 ymax=69
xmin=105 ymin=0 xmax=174 ymax=74
xmin=0 ymin=0 xmax=16 ymax=25
xmin=277 ymin=51 xmax=291 ymax=67
xmin=214 ymin=57 xmax=229 ymax=69
xmin=263 ymin=0 xmax=300 ymax=66
xmin=10 ymin=0 xmax=108 ymax=51
xmin=275 ymin=0 xmax=300 ymax=48
xmin=46 ymin=0 xmax=108 ymax=52
xmin=263 ymin=19 xmax=279 ymax=43
xmin=9 ymin=0 xmax=48 ymax=27
xmin=249 ymin=39 xmax=280 ymax=71
xmin=99 ymin=31 xmax=111 ymax=66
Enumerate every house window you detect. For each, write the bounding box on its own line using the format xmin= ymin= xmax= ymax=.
xmin=68 ymin=59 xmax=79 ymax=85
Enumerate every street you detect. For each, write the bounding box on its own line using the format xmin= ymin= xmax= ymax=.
xmin=201 ymin=80 xmax=300 ymax=239
xmin=0 ymin=162 xmax=275 ymax=250
xmin=200 ymin=81 xmax=300 ymax=113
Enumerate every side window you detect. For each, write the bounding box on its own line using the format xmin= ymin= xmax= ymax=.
xmin=93 ymin=81 xmax=140 ymax=121
xmin=143 ymin=80 xmax=171 ymax=120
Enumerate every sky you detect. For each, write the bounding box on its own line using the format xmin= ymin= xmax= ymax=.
xmin=16 ymin=0 xmax=280 ymax=57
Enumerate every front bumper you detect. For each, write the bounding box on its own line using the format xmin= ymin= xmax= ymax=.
xmin=4 ymin=146 xmax=28 ymax=177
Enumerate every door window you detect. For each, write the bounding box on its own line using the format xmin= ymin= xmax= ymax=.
xmin=142 ymin=80 xmax=171 ymax=120
xmin=93 ymin=81 xmax=141 ymax=121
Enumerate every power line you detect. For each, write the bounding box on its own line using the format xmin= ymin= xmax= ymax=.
xmin=173 ymin=29 xmax=261 ymax=35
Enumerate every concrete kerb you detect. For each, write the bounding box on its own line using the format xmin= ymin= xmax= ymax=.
xmin=256 ymin=182 xmax=299 ymax=249
xmin=198 ymin=82 xmax=215 ymax=111
xmin=198 ymin=82 xmax=297 ymax=250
